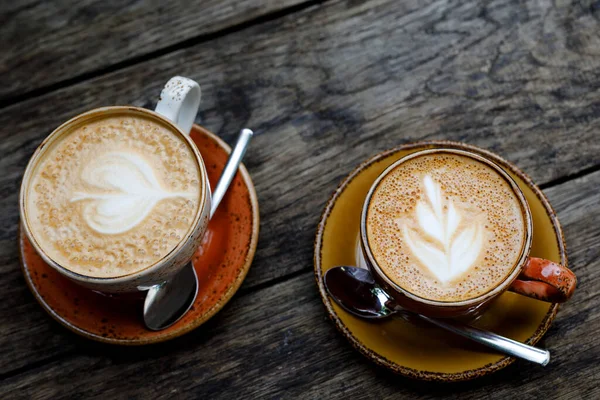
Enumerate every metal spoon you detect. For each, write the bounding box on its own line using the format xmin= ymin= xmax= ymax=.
xmin=143 ymin=128 xmax=254 ymax=331
xmin=324 ymin=266 xmax=551 ymax=366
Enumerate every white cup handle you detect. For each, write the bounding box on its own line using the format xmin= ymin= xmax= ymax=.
xmin=155 ymin=76 xmax=201 ymax=135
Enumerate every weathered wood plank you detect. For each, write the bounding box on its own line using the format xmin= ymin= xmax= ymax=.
xmin=1 ymin=169 xmax=599 ymax=399
xmin=0 ymin=0 xmax=309 ymax=101
xmin=2 ymin=0 xmax=600 ymax=383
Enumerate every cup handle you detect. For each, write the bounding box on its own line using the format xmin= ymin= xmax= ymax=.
xmin=155 ymin=76 xmax=201 ymax=135
xmin=508 ymin=257 xmax=576 ymax=303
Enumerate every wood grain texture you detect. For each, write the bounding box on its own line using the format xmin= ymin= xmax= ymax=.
xmin=2 ymin=0 xmax=599 ymax=308
xmin=0 ymin=0 xmax=309 ymax=101
xmin=1 ymin=170 xmax=599 ymax=399
xmin=1 ymin=0 xmax=600 ymax=396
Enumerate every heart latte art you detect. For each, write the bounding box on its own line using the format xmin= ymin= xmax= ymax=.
xmin=366 ymin=152 xmax=526 ymax=302
xmin=24 ymin=115 xmax=202 ymax=278
xmin=70 ymin=152 xmax=196 ymax=235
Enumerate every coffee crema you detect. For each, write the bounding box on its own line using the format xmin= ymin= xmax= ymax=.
xmin=366 ymin=152 xmax=526 ymax=302
xmin=24 ymin=114 xmax=202 ymax=278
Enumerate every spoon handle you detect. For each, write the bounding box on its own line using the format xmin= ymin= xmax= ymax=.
xmin=210 ymin=128 xmax=253 ymax=218
xmin=417 ymin=314 xmax=550 ymax=366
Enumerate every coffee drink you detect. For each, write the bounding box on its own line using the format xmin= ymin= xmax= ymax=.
xmin=365 ymin=152 xmax=526 ymax=302
xmin=23 ymin=113 xmax=202 ymax=278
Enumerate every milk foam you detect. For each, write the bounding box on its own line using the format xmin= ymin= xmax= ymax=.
xmin=402 ymin=175 xmax=484 ymax=283
xmin=366 ymin=153 xmax=525 ymax=302
xmin=25 ymin=115 xmax=201 ymax=278
xmin=71 ymin=152 xmax=196 ymax=235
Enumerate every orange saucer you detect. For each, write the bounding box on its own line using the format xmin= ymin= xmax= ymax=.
xmin=19 ymin=125 xmax=260 ymax=345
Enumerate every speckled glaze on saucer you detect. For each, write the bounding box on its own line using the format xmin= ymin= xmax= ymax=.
xmin=314 ymin=141 xmax=567 ymax=381
xmin=20 ymin=124 xmax=259 ymax=345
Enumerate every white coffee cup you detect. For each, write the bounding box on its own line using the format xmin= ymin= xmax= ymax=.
xmin=20 ymin=77 xmax=212 ymax=293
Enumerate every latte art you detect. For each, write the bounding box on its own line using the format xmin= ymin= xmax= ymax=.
xmin=366 ymin=152 xmax=526 ymax=302
xmin=24 ymin=114 xmax=202 ymax=278
xmin=71 ymin=152 xmax=196 ymax=235
xmin=401 ymin=175 xmax=484 ymax=283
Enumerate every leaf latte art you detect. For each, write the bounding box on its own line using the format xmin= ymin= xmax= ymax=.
xmin=401 ymin=175 xmax=484 ymax=283
xmin=71 ymin=152 xmax=196 ymax=235
xmin=366 ymin=152 xmax=526 ymax=302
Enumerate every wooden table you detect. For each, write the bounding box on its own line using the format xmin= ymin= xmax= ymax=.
xmin=1 ymin=0 xmax=599 ymax=398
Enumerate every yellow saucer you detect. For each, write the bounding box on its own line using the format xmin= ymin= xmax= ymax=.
xmin=314 ymin=141 xmax=566 ymax=381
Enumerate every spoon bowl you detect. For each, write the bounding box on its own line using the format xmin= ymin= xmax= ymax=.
xmin=323 ymin=266 xmax=393 ymax=319
xmin=143 ymin=262 xmax=198 ymax=330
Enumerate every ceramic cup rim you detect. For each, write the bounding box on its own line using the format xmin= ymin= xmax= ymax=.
xmin=359 ymin=147 xmax=534 ymax=307
xmin=19 ymin=106 xmax=210 ymax=284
